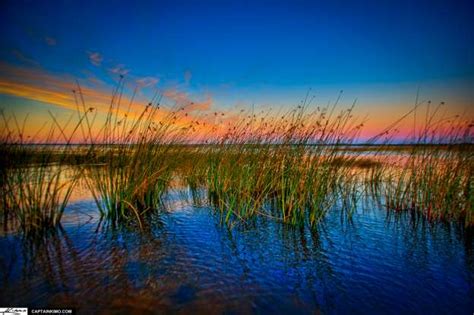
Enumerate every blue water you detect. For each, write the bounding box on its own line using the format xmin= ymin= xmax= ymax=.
xmin=0 ymin=192 xmax=473 ymax=314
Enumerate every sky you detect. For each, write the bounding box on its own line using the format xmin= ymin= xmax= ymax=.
xmin=0 ymin=0 xmax=473 ymax=141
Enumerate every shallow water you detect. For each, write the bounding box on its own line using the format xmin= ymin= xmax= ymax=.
xmin=0 ymin=190 xmax=473 ymax=314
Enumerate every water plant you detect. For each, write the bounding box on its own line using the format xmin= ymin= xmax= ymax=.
xmin=193 ymin=93 xmax=371 ymax=227
xmin=2 ymin=82 xmax=472 ymax=234
xmin=80 ymin=79 xmax=188 ymax=228
xmin=385 ymin=141 xmax=472 ymax=225
xmin=0 ymin=110 xmax=82 ymax=235
xmin=368 ymin=101 xmax=474 ymax=226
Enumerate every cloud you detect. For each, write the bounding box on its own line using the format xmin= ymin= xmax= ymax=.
xmin=45 ymin=37 xmax=57 ymax=46
xmin=87 ymin=76 xmax=105 ymax=86
xmin=0 ymin=62 xmax=211 ymax=127
xmin=162 ymin=88 xmax=212 ymax=111
xmin=0 ymin=62 xmax=128 ymax=112
xmin=0 ymin=62 xmax=223 ymax=142
xmin=136 ymin=76 xmax=159 ymax=88
xmin=81 ymin=70 xmax=106 ymax=86
xmin=87 ymin=51 xmax=103 ymax=66
xmin=109 ymin=64 xmax=129 ymax=75
xmin=184 ymin=70 xmax=192 ymax=84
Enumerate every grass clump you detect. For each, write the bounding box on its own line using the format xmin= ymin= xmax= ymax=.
xmin=2 ymin=81 xmax=472 ymax=233
xmin=80 ymin=80 xmax=188 ymax=228
xmin=369 ymin=102 xmax=474 ymax=226
xmin=198 ymin=94 xmax=370 ymax=227
xmin=0 ymin=111 xmax=80 ymax=235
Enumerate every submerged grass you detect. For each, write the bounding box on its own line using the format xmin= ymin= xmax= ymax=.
xmin=78 ymin=79 xmax=190 ymax=229
xmin=367 ymin=102 xmax=473 ymax=226
xmin=184 ymin=94 xmax=374 ymax=227
xmin=1 ymin=81 xmax=472 ymax=233
xmin=0 ymin=112 xmax=81 ymax=235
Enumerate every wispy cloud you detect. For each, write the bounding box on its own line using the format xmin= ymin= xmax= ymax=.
xmin=87 ymin=51 xmax=103 ymax=66
xmin=0 ymin=62 xmax=128 ymax=112
xmin=163 ymin=88 xmax=213 ymax=112
xmin=0 ymin=62 xmax=214 ymax=138
xmin=136 ymin=76 xmax=159 ymax=88
xmin=0 ymin=62 xmax=212 ymax=114
xmin=109 ymin=64 xmax=129 ymax=75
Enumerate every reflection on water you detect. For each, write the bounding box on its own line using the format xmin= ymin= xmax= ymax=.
xmin=0 ymin=189 xmax=473 ymax=314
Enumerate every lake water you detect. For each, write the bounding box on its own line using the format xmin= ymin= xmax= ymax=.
xmin=0 ymin=188 xmax=473 ymax=314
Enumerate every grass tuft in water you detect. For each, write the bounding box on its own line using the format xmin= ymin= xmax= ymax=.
xmin=0 ymin=110 xmax=81 ymax=235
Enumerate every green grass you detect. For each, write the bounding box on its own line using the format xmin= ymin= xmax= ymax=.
xmin=182 ymin=97 xmax=373 ymax=227
xmin=1 ymin=84 xmax=472 ymax=233
xmin=366 ymin=104 xmax=473 ymax=226
xmin=375 ymin=141 xmax=473 ymax=226
xmin=0 ymin=112 xmax=81 ymax=236
xmin=77 ymin=79 xmax=190 ymax=229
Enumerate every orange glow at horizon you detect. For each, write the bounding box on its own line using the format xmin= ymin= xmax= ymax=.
xmin=0 ymin=62 xmax=472 ymax=144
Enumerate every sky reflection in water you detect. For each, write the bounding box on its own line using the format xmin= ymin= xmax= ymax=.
xmin=0 ymin=189 xmax=473 ymax=314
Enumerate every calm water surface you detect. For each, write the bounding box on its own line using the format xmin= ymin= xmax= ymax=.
xmin=0 ymin=189 xmax=473 ymax=314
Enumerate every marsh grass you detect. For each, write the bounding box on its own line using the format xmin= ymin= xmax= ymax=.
xmin=380 ymin=143 xmax=473 ymax=225
xmin=367 ymin=102 xmax=473 ymax=226
xmin=2 ymin=80 xmax=472 ymax=233
xmin=184 ymin=94 xmax=375 ymax=227
xmin=78 ymin=79 xmax=190 ymax=229
xmin=0 ymin=112 xmax=82 ymax=235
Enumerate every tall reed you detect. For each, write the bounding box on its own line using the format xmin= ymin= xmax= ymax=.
xmin=193 ymin=93 xmax=370 ymax=227
xmin=80 ymin=78 xmax=188 ymax=228
xmin=3 ymin=80 xmax=471 ymax=233
xmin=0 ymin=111 xmax=82 ymax=235
xmin=368 ymin=102 xmax=473 ymax=226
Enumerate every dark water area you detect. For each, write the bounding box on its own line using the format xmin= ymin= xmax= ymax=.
xmin=1 ymin=190 xmax=473 ymax=314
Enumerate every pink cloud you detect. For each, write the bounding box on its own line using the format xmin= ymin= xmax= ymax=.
xmin=0 ymin=62 xmax=221 ymax=142
xmin=109 ymin=64 xmax=129 ymax=75
xmin=136 ymin=76 xmax=159 ymax=88
xmin=87 ymin=51 xmax=103 ymax=66
xmin=163 ymin=88 xmax=212 ymax=111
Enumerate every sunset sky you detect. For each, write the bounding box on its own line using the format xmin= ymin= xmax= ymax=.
xmin=1 ymin=0 xmax=473 ymax=141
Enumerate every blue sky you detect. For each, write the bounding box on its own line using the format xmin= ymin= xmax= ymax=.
xmin=0 ymin=0 xmax=473 ymax=132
